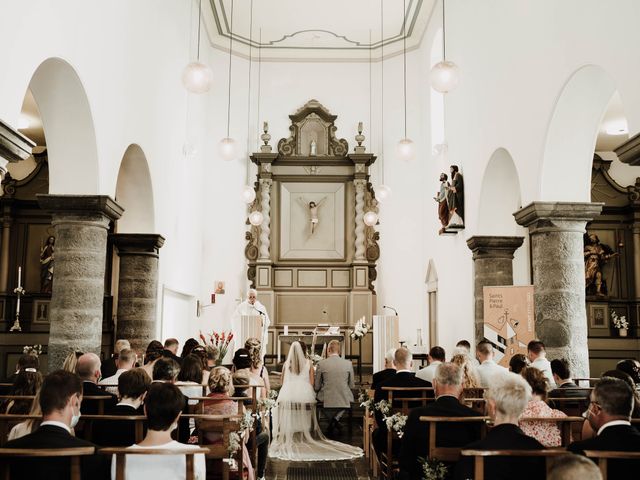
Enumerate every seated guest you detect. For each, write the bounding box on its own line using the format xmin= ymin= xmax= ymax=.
xmin=141 ymin=341 xmax=164 ymax=380
xmin=616 ymin=359 xmax=640 ymax=388
xmin=399 ymin=363 xmax=483 ymax=480
xmin=451 ymin=353 xmax=481 ymax=401
xmin=62 ymin=350 xmax=84 ymax=374
xmin=547 ymin=454 xmax=603 ymax=480
xmin=568 ymin=377 xmax=640 ymax=479
xmin=3 ymin=367 xmax=43 ymax=414
xmin=233 ymin=348 xmax=264 ymax=400
xmin=180 ymin=338 xmax=200 ymax=359
xmin=417 ymin=346 xmax=446 ymax=383
xmin=454 ymin=339 xmax=479 ymax=366
xmin=176 ymin=353 xmax=206 ymax=405
xmin=527 ymin=340 xmax=555 ymax=387
xmin=77 ymin=352 xmax=117 ymax=415
xmin=3 ymin=353 xmax=40 ymax=390
xmin=101 ymin=339 xmax=130 ymax=379
xmin=162 ymin=338 xmax=182 ymax=365
xmin=8 ymin=391 xmax=43 ymax=440
xmin=204 ymin=345 xmax=219 ymax=370
xmin=153 ymin=357 xmax=189 ymax=442
xmin=372 ymin=347 xmax=432 ymax=456
xmin=475 ymin=341 xmax=508 ymax=386
xmin=93 ymin=368 xmax=150 ymax=446
xmin=519 ymin=366 xmax=566 ymax=447
xmin=314 ymin=340 xmax=355 ymax=436
xmin=454 ymin=372 xmax=545 ymax=480
xmin=99 ymin=348 xmax=136 ymax=395
xmin=245 ymin=337 xmax=271 ymax=396
xmin=111 ymin=382 xmax=205 ymax=480
xmin=509 ymin=353 xmax=529 ymax=374
xmin=190 ymin=345 xmax=211 ymax=386
xmin=3 ymin=370 xmax=107 ymax=480
xmin=549 ymin=358 xmax=589 ymax=401
xmin=372 ymin=348 xmax=397 ymax=389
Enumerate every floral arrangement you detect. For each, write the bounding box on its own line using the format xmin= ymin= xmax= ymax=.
xmin=310 ymin=353 xmax=323 ymax=365
xmin=384 ymin=412 xmax=408 ymax=438
xmin=228 ymin=431 xmax=242 ymax=458
xmin=421 ymin=457 xmax=449 ymax=480
xmin=358 ymin=389 xmax=374 ymax=411
xmin=258 ymin=389 xmax=278 ymax=413
xmin=199 ymin=330 xmax=234 ymax=364
xmin=375 ymin=399 xmax=391 ymax=416
xmin=23 ymin=345 xmax=42 ymax=356
xmin=612 ymin=311 xmax=629 ymax=330
xmin=350 ymin=316 xmax=370 ymax=340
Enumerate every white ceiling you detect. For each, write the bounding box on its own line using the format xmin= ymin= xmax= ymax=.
xmin=204 ymin=0 xmax=437 ymax=61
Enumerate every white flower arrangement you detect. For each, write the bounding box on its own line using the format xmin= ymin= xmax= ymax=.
xmin=612 ymin=311 xmax=629 ymax=330
xmin=421 ymin=457 xmax=449 ymax=480
xmin=228 ymin=431 xmax=242 ymax=457
xmin=383 ymin=412 xmax=408 ymax=438
xmin=258 ymin=389 xmax=278 ymax=413
xmin=350 ymin=316 xmax=370 ymax=340
xmin=310 ymin=353 xmax=323 ymax=365
xmin=358 ymin=389 xmax=374 ymax=411
xmin=374 ymin=399 xmax=391 ymax=416
xmin=23 ymin=344 xmax=42 ymax=356
xmin=240 ymin=410 xmax=256 ymax=432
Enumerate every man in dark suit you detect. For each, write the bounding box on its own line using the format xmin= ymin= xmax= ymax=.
xmin=454 ymin=372 xmax=545 ymax=480
xmin=399 ymin=362 xmax=483 ymax=480
xmin=549 ymin=358 xmax=585 ymax=396
xmin=77 ymin=352 xmax=117 ymax=415
xmin=3 ymin=370 xmax=108 ymax=480
xmin=372 ymin=348 xmax=397 ymax=389
xmin=372 ymin=347 xmax=432 ymax=456
xmin=101 ymin=338 xmax=131 ymax=379
xmin=92 ymin=368 xmax=149 ymax=446
xmin=162 ymin=337 xmax=183 ymax=366
xmin=568 ymin=377 xmax=640 ymax=478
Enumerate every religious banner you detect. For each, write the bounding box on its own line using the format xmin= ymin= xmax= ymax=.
xmin=482 ymin=285 xmax=535 ymax=368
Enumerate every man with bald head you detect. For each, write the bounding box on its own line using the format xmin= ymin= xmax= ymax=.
xmin=76 ymin=352 xmax=117 ymax=415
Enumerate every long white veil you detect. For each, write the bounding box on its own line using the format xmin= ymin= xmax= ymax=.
xmin=269 ymin=341 xmax=363 ymax=461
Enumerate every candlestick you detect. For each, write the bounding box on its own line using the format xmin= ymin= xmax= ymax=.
xmin=17 ymin=266 xmax=21 ymax=287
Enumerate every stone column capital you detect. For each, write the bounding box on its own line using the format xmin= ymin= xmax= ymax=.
xmin=514 ymin=201 xmax=603 ymax=233
xmin=36 ymin=194 xmax=124 ymax=221
xmin=466 ymin=236 xmax=524 ymax=260
xmin=112 ymin=233 xmax=165 ymax=257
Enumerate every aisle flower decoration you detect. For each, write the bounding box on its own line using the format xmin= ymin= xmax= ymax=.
xmin=384 ymin=412 xmax=408 ymax=438
xmin=350 ymin=316 xmax=370 ymax=340
xmin=358 ymin=389 xmax=374 ymax=411
xmin=258 ymin=389 xmax=279 ymax=413
xmin=612 ymin=311 xmax=629 ymax=330
xmin=23 ymin=344 xmax=43 ymax=356
xmin=420 ymin=457 xmax=449 ymax=480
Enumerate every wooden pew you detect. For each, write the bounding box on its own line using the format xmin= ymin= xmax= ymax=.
xmin=419 ymin=416 xmax=490 ymax=462
xmin=0 ymin=446 xmax=95 ymax=480
xmin=584 ymin=450 xmax=640 ymax=480
xmin=100 ymin=446 xmax=209 ymax=480
xmin=460 ymin=448 xmax=567 ymax=480
xmin=194 ymin=414 xmax=243 ymax=480
xmin=518 ymin=416 xmax=584 ymax=446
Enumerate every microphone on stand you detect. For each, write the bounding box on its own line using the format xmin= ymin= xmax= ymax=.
xmin=252 ymin=305 xmax=265 ymax=316
xmin=382 ymin=305 xmax=398 ymax=316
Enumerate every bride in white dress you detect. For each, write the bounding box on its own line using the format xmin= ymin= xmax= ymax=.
xmin=269 ymin=341 xmax=363 ymax=461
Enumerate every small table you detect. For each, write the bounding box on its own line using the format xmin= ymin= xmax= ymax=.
xmin=277 ymin=333 xmax=345 ymax=362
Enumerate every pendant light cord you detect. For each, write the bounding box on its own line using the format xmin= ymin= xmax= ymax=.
xmin=196 ymin=0 xmax=202 ymax=60
xmin=369 ymin=29 xmax=372 ymax=155
xmin=257 ymin=28 xmax=262 ymax=151
xmin=442 ymin=0 xmax=446 ymax=61
xmin=246 ymin=0 xmax=253 ymax=184
xmin=380 ymin=0 xmax=385 ymax=184
xmin=403 ymin=0 xmax=407 ymax=139
xmin=226 ymin=0 xmax=234 ymax=138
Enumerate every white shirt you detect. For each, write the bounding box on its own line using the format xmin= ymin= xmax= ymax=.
xmin=530 ymin=357 xmax=556 ymax=388
xmin=597 ymin=419 xmax=631 ymax=436
xmin=476 ymin=359 xmax=508 ymax=387
xmin=416 ymin=361 xmax=442 ymax=383
xmin=111 ymin=440 xmax=206 ymax=480
xmin=99 ymin=368 xmax=128 ymax=395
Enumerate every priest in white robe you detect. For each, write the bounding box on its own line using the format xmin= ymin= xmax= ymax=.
xmin=232 ymin=288 xmax=271 ymax=359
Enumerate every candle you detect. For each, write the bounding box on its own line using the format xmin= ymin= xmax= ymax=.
xmin=284 ymin=325 xmax=289 ymax=335
xmin=17 ymin=266 xmax=21 ymax=287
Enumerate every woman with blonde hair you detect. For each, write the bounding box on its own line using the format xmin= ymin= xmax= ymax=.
xmin=245 ymin=338 xmax=270 ymax=397
xmin=8 ymin=391 xmax=43 ymax=440
xmin=451 ymin=353 xmax=481 ymax=389
xmin=62 ymin=351 xmax=83 ymax=373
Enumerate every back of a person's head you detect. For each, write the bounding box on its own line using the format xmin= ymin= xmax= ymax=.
xmin=520 ymin=366 xmax=549 ymax=397
xmin=118 ymin=348 xmax=135 ymax=366
xmin=17 ymin=353 xmax=40 ymax=371
xmin=456 ymin=340 xmax=471 ymax=351
xmin=76 ymin=353 xmax=101 ymax=380
xmin=551 ymin=358 xmax=571 ymax=380
xmin=594 ymin=377 xmax=634 ymax=417
xmin=485 ymin=372 xmax=531 ymax=418
xmin=476 ymin=341 xmax=493 ymax=356
xmin=394 ymin=347 xmax=412 ymax=368
xmin=385 ymin=348 xmax=397 ymax=365
xmin=509 ymin=354 xmax=529 ymax=374
xmin=327 ymin=339 xmax=341 ymax=354
xmin=233 ymin=348 xmax=252 ymax=370
xmin=527 ymin=340 xmax=545 ymax=355
xmin=434 ymin=363 xmax=462 ymax=387
xmin=12 ymin=369 xmax=43 ymax=396
xmin=114 ymin=339 xmax=131 ymax=354
xmin=177 ymin=354 xmax=204 ymax=383
xmin=208 ymin=366 xmax=234 ymax=395
xmin=429 ymin=346 xmax=446 ymax=362
xmin=146 ymin=340 xmax=163 ymax=353
xmin=244 ymin=338 xmax=262 ymax=368
xmin=153 ymin=357 xmax=180 ymax=381
xmin=548 ymin=454 xmax=603 ymax=480
xmin=145 ymin=382 xmax=185 ymax=431
xmin=164 ymin=338 xmax=179 ymax=350
xmin=40 ymin=370 xmax=82 ymax=415
xmin=601 ymin=369 xmax=634 ymax=390
xmin=616 ymin=359 xmax=640 ymax=384
xmin=180 ymin=338 xmax=199 ymax=358
xmin=232 ymin=370 xmax=250 ymax=395
xmin=62 ymin=351 xmax=83 ymax=373
xmin=119 ymin=368 xmax=151 ymax=399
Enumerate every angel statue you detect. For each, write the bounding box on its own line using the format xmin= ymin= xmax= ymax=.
xmin=584 ymin=233 xmax=618 ymax=296
xmin=297 ymin=196 xmax=326 ymax=235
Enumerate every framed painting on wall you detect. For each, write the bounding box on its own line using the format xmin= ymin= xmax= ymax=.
xmin=589 ymin=303 xmax=609 ymax=328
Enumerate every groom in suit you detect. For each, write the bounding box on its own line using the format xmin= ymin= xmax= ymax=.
xmin=315 ymin=340 xmax=355 ymax=436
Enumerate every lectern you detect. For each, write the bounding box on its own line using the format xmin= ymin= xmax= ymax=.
xmin=240 ymin=315 xmax=263 ymax=350
xmin=373 ymin=315 xmax=399 ymax=373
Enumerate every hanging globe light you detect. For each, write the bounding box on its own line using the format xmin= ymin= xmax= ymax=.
xmin=430 ymin=61 xmax=460 ymax=93
xmin=182 ymin=62 xmax=213 ymax=94
xmin=248 ymin=210 xmax=264 ymax=226
xmin=241 ymin=185 xmax=256 ymax=203
xmin=376 ymin=185 xmax=392 ymax=203
xmin=396 ymin=138 xmax=416 ymax=161
xmin=363 ymin=211 xmax=379 ymax=226
xmin=218 ymin=137 xmax=239 ymax=161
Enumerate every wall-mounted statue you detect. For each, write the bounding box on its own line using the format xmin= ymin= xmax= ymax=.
xmin=298 ymin=196 xmax=326 ymax=235
xmin=434 ymin=172 xmax=450 ymax=233
xmin=40 ymin=235 xmax=55 ymax=293
xmin=447 ymin=165 xmax=464 ymax=227
xmin=584 ymin=233 xmax=618 ymax=296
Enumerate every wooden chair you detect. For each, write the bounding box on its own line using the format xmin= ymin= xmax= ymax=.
xmin=584 ymin=450 xmax=640 ymax=480
xmin=100 ymin=446 xmax=209 ymax=480
xmin=419 ymin=416 xmax=490 ymax=462
xmin=519 ymin=416 xmax=584 ymax=446
xmin=0 ymin=446 xmax=95 ymax=480
xmin=460 ymin=448 xmax=567 ymax=480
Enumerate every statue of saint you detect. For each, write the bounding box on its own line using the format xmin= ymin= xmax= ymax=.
xmin=40 ymin=235 xmax=55 ymax=294
xmin=446 ymin=165 xmax=464 ymax=227
xmin=584 ymin=233 xmax=618 ymax=296
xmin=310 ymin=139 xmax=317 ymax=156
xmin=434 ymin=172 xmax=450 ymax=233
xmin=298 ymin=196 xmax=326 ymax=235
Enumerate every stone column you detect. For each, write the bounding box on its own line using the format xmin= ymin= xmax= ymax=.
xmin=37 ymin=195 xmax=123 ymax=371
xmin=113 ymin=234 xmax=165 ymax=354
xmin=466 ymin=236 xmax=524 ymax=342
xmin=514 ymin=201 xmax=603 ymax=378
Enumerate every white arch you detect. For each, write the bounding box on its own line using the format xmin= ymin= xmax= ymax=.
xmin=477 ymin=148 xmax=522 ymax=235
xmin=540 ymin=65 xmax=617 ymax=201
xmin=27 ymin=58 xmax=99 ymax=194
xmin=115 ymin=144 xmax=155 ymax=233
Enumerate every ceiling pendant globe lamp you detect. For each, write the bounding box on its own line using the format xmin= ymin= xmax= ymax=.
xmin=218 ymin=137 xmax=239 ymax=161
xmin=396 ymin=138 xmax=416 ymax=161
xmin=248 ymin=210 xmax=264 ymax=226
xmin=363 ymin=211 xmax=379 ymax=226
xmin=376 ymin=184 xmax=392 ymax=202
xmin=430 ymin=60 xmax=460 ymax=93
xmin=241 ymin=185 xmax=256 ymax=203
xmin=182 ymin=61 xmax=213 ymax=94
